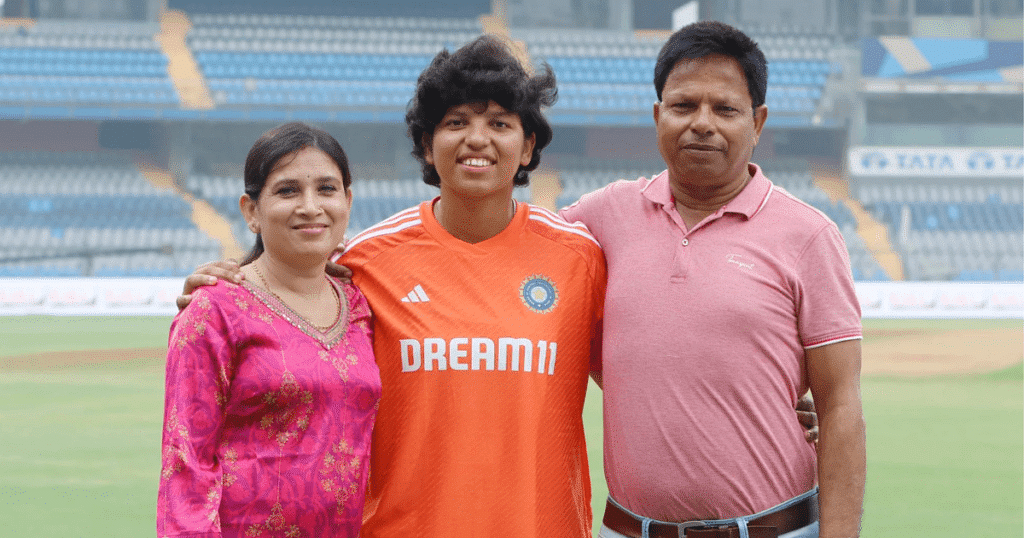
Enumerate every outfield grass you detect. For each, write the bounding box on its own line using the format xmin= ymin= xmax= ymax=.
xmin=860 ymin=365 xmax=1023 ymax=535
xmin=1 ymin=363 xmax=164 ymax=537
xmin=0 ymin=316 xmax=171 ymax=537
xmin=0 ymin=316 xmax=1021 ymax=537
xmin=0 ymin=315 xmax=173 ymax=357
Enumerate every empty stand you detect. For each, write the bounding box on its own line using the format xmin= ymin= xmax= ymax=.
xmin=522 ymin=28 xmax=837 ymax=123
xmin=857 ymin=180 xmax=1024 ymax=281
xmin=188 ymin=14 xmax=479 ymax=110
xmin=554 ymin=157 xmax=664 ymax=210
xmin=0 ymin=153 xmax=218 ymax=277
xmin=0 ymin=20 xmax=178 ymax=109
xmin=0 ymin=14 xmax=840 ymax=125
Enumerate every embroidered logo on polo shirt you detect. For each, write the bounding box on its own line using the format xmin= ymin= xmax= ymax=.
xmin=520 ymin=275 xmax=558 ymax=313
xmin=726 ymin=254 xmax=755 ymax=271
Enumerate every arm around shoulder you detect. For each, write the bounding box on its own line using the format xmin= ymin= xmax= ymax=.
xmin=176 ymin=260 xmax=245 ymax=311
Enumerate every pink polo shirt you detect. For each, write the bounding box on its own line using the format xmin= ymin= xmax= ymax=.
xmin=560 ymin=164 xmax=861 ymax=521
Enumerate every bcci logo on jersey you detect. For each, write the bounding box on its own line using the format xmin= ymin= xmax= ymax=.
xmin=520 ymin=275 xmax=558 ymax=314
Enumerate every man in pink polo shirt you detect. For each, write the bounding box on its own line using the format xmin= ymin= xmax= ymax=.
xmin=561 ymin=21 xmax=865 ymax=538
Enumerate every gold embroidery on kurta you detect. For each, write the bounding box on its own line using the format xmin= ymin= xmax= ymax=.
xmin=221 ymin=447 xmax=239 ymax=488
xmin=173 ymin=294 xmax=212 ymax=350
xmin=204 ymin=480 xmax=221 ymax=522
xmin=241 ymin=280 xmax=350 ymax=349
xmin=228 ymin=285 xmax=251 ymax=312
xmin=319 ymin=439 xmax=360 ymax=518
xmin=256 ymin=308 xmax=274 ymax=325
xmin=318 ymin=349 xmax=359 ymax=381
xmin=160 ymin=406 xmax=190 ymax=480
xmin=258 ymin=371 xmax=314 ymax=446
xmin=245 ymin=502 xmax=304 ymax=537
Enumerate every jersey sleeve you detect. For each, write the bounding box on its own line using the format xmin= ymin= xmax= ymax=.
xmin=795 ymin=223 xmax=863 ymax=349
xmin=333 ymin=246 xmax=364 ymax=272
xmin=337 ymin=232 xmax=381 ymax=276
xmin=157 ymin=287 xmax=235 ymax=537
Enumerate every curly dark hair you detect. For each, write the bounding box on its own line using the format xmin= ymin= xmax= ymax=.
xmin=654 ymin=21 xmax=767 ymax=112
xmin=406 ymin=35 xmax=557 ymax=187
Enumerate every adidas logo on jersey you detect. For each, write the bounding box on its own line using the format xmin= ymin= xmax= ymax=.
xmin=401 ymin=284 xmax=430 ymax=303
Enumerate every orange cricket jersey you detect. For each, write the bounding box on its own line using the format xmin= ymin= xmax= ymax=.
xmin=339 ymin=200 xmax=606 ymax=538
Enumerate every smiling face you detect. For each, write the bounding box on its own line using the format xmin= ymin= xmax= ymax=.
xmin=240 ymin=146 xmax=352 ymax=267
xmin=423 ymin=100 xmax=536 ymax=202
xmin=654 ymin=54 xmax=767 ymax=198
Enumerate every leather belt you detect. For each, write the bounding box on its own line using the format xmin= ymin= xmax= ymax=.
xmin=602 ymin=493 xmax=818 ymax=538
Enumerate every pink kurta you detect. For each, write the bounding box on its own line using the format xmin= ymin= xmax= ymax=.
xmin=157 ymin=278 xmax=380 ymax=538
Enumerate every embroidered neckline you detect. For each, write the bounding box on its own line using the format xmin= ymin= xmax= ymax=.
xmin=242 ymin=278 xmax=350 ymax=349
xmin=252 ymin=261 xmax=341 ymax=331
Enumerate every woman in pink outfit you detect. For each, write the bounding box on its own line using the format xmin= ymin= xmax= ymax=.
xmin=157 ymin=122 xmax=380 ymax=538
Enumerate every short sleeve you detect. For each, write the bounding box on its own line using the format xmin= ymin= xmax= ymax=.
xmin=559 ymin=186 xmax=608 ymax=239
xmin=795 ymin=224 xmax=862 ymax=349
xmin=157 ymin=287 xmax=235 ymax=537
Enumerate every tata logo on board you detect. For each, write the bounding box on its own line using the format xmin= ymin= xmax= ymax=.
xmin=967 ymin=152 xmax=997 ymax=171
xmin=859 ymin=151 xmax=888 ymax=171
xmin=849 ymin=147 xmax=1024 ymax=177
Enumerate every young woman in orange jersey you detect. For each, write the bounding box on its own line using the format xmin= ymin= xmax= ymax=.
xmin=179 ymin=36 xmax=605 ymax=538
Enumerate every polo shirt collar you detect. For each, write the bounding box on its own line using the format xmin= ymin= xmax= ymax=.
xmin=724 ymin=163 xmax=773 ymax=219
xmin=641 ymin=163 xmax=773 ymax=220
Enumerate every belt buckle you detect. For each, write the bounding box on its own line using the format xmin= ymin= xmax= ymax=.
xmin=675 ymin=520 xmax=715 ymax=538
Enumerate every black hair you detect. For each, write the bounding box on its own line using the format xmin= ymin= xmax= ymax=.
xmin=240 ymin=122 xmax=352 ymax=265
xmin=653 ymin=21 xmax=767 ymax=111
xmin=406 ymin=35 xmax=557 ymax=187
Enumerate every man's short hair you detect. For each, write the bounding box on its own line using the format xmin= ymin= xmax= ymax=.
xmin=406 ymin=35 xmax=557 ymax=187
xmin=653 ymin=21 xmax=768 ymax=111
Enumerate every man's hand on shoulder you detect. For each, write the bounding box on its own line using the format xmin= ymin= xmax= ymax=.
xmin=176 ymin=260 xmax=243 ymax=311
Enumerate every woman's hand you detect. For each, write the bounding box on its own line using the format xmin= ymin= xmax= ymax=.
xmin=796 ymin=392 xmax=819 ymax=443
xmin=325 ymin=259 xmax=353 ymax=283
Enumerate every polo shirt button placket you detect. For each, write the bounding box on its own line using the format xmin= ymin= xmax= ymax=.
xmin=672 ymin=236 xmax=691 ymax=280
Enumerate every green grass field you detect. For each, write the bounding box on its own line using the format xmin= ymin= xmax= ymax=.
xmin=1 ymin=316 xmax=1021 ymax=537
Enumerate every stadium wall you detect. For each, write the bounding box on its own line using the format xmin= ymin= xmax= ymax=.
xmin=0 ymin=278 xmax=1021 ymax=319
